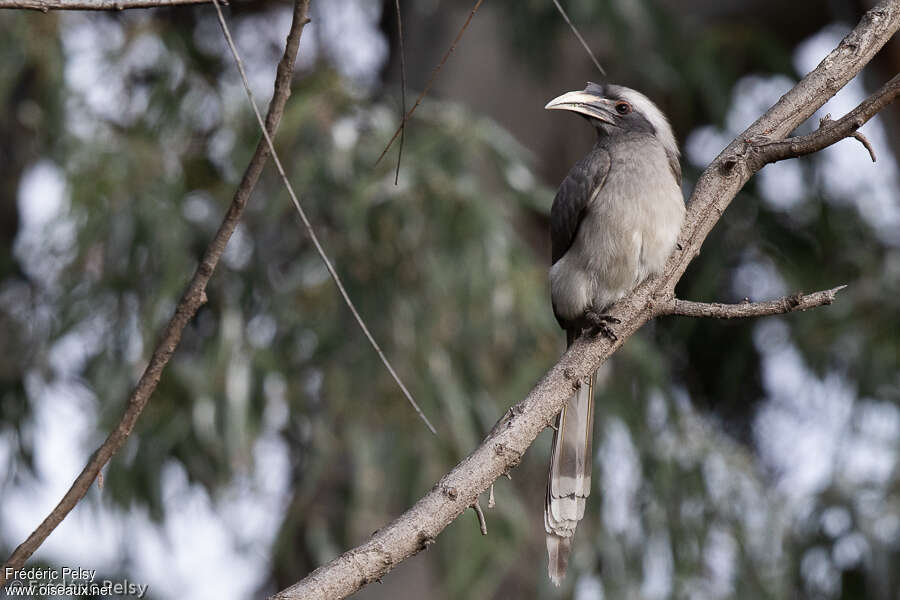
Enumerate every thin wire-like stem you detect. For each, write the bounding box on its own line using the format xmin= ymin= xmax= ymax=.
xmin=393 ymin=0 xmax=407 ymax=185
xmin=374 ymin=0 xmax=484 ymax=167
xmin=551 ymin=0 xmax=605 ymax=76
xmin=210 ymin=0 xmax=437 ymax=435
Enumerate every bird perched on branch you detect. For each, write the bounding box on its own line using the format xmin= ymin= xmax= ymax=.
xmin=543 ymin=83 xmax=685 ymax=584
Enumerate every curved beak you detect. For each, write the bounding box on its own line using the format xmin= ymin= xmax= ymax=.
xmin=544 ymin=90 xmax=616 ymax=124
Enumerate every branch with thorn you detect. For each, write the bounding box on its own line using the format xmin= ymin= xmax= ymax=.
xmin=656 ymin=286 xmax=847 ymax=320
xmin=748 ymin=73 xmax=899 ymax=166
xmin=820 ymin=114 xmax=876 ymax=162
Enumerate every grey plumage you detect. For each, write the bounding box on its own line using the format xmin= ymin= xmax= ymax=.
xmin=544 ymin=83 xmax=685 ymax=585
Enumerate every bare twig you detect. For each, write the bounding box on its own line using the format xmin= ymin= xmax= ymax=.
xmin=820 ymin=113 xmax=876 ymax=161
xmin=0 ymin=0 xmax=311 ymax=588
xmin=393 ymin=0 xmax=407 ymax=185
xmin=373 ymin=0 xmax=485 ymax=167
xmin=272 ymin=3 xmax=900 ymax=598
xmin=748 ymin=74 xmax=899 ymax=166
xmin=0 ymin=0 xmax=212 ymax=9
xmin=851 ymin=129 xmax=877 ymax=161
xmin=210 ymin=0 xmax=436 ymax=435
xmin=551 ymin=0 xmax=606 ymax=76
xmin=656 ymin=286 xmax=847 ymax=319
xmin=471 ymin=499 xmax=488 ymax=535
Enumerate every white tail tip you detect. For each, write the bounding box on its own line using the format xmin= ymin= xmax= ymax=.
xmin=546 ymin=534 xmax=572 ymax=585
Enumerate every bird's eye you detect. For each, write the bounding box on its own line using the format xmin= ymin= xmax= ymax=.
xmin=615 ymin=101 xmax=631 ymax=115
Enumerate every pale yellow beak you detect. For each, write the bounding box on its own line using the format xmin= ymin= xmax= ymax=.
xmin=545 ymin=90 xmax=616 ymax=124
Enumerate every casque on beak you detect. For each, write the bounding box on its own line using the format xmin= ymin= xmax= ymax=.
xmin=544 ymin=90 xmax=617 ymax=124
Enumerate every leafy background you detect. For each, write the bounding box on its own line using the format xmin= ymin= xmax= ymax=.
xmin=1 ymin=1 xmax=899 ymax=598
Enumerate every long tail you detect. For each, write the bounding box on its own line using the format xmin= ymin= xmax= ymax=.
xmin=545 ymin=365 xmax=595 ymax=586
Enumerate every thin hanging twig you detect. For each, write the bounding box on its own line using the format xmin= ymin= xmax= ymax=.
xmin=393 ymin=0 xmax=407 ymax=185
xmin=374 ymin=0 xmax=484 ymax=167
xmin=551 ymin=0 xmax=606 ymax=76
xmin=210 ymin=0 xmax=437 ymax=435
xmin=471 ymin=499 xmax=488 ymax=535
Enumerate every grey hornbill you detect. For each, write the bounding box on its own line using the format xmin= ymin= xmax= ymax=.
xmin=543 ymin=83 xmax=685 ymax=584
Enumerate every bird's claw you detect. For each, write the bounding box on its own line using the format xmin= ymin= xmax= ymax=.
xmin=588 ymin=322 xmax=618 ymax=341
xmin=584 ymin=310 xmax=619 ymax=341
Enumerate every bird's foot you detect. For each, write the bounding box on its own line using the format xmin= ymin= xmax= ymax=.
xmin=583 ymin=309 xmax=619 ymax=341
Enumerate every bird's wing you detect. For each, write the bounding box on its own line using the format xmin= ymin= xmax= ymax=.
xmin=550 ymin=146 xmax=611 ymax=265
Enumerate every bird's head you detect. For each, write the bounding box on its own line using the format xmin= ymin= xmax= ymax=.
xmin=545 ymin=82 xmax=678 ymax=158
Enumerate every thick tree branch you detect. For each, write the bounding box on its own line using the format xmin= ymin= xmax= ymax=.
xmin=656 ymin=286 xmax=847 ymax=319
xmin=273 ymin=2 xmax=900 ymax=598
xmin=0 ymin=0 xmax=311 ymax=588
xmin=0 ymin=0 xmax=212 ymax=10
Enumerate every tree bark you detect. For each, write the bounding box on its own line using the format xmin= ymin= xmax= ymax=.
xmin=0 ymin=0 xmax=211 ymax=10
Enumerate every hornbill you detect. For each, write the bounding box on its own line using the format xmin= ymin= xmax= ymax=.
xmin=543 ymin=83 xmax=685 ymax=584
